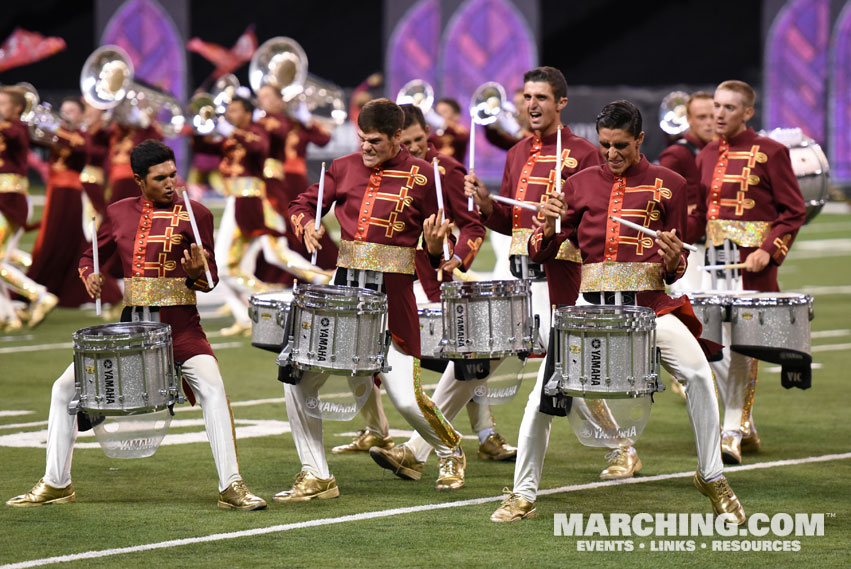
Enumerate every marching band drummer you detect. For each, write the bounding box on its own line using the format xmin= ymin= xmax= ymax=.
xmin=686 ymin=80 xmax=806 ymax=465
xmin=280 ymin=99 xmax=463 ymax=501
xmin=464 ymin=67 xmax=642 ymax=481
xmin=490 ymin=100 xmax=744 ymax=524
xmin=7 ymin=140 xmax=266 ymax=510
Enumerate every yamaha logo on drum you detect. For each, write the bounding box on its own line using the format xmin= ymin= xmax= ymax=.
xmin=455 ymin=304 xmax=467 ymax=345
xmin=317 ymin=317 xmax=333 ymax=362
xmin=590 ymin=338 xmax=602 ymax=386
xmin=102 ymin=358 xmax=116 ymax=405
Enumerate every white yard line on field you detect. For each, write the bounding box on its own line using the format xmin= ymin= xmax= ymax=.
xmin=2 ymin=451 xmax=849 ymax=569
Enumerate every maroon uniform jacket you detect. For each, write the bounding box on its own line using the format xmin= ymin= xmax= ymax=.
xmin=107 ymin=123 xmax=163 ymax=203
xmin=258 ymin=111 xmax=290 ymax=214
xmin=658 ymin=132 xmax=706 ymax=208
xmin=415 ymin=143 xmax=486 ymax=302
xmin=484 ymin=126 xmax=603 ymax=306
xmin=429 ymin=123 xmax=469 ymax=163
xmin=0 ymin=118 xmax=30 ymax=227
xmin=289 ymin=146 xmax=444 ymax=357
xmin=687 ymin=127 xmax=806 ymax=291
xmin=529 ymin=157 xmax=707 ymax=341
xmin=82 ymin=125 xmax=111 ymax=214
xmin=80 ymin=195 xmax=218 ymax=365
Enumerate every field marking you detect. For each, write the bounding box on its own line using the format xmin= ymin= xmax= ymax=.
xmin=811 ymin=329 xmax=850 ymax=339
xmin=2 ymin=451 xmax=849 ymax=569
xmin=800 ymin=284 xmax=851 ymax=295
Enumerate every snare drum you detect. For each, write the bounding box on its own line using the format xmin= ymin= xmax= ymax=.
xmin=418 ymin=302 xmax=443 ymax=360
xmin=729 ymin=292 xmax=814 ymax=366
xmin=681 ymin=293 xmax=730 ymax=345
xmin=439 ymin=279 xmax=535 ymax=359
xmin=249 ymin=290 xmax=293 ymax=352
xmin=549 ymin=305 xmax=660 ymax=399
xmin=280 ymin=284 xmax=389 ymax=375
xmin=71 ymin=322 xmax=178 ymax=415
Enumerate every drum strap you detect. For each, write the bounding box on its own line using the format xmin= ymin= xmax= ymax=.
xmin=120 ymin=306 xmax=161 ymax=323
xmin=333 ymin=268 xmax=386 ymax=293
xmin=582 ymin=292 xmax=637 ymax=306
xmin=509 ymin=255 xmax=546 ymax=281
xmin=539 ymin=334 xmax=573 ymax=417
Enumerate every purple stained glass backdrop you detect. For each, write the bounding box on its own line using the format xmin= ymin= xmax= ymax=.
xmin=440 ymin=0 xmax=537 ymax=183
xmin=830 ymin=3 xmax=851 ymax=184
xmin=386 ymin=0 xmax=441 ymax=102
xmin=102 ymin=0 xmax=187 ymax=173
xmin=764 ymin=0 xmax=829 ymax=143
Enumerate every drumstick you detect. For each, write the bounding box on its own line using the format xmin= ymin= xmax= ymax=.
xmin=180 ymin=188 xmax=215 ymax=287
xmin=311 ymin=162 xmax=326 ymax=266
xmin=433 ymin=158 xmax=451 ymax=261
xmin=609 ymin=215 xmax=699 ymax=252
xmin=492 ymin=194 xmax=539 ymax=211
xmin=468 ymin=118 xmax=475 ymax=211
xmin=702 ymin=263 xmax=747 ymax=271
xmin=555 ymin=126 xmax=562 ymax=234
xmin=91 ymin=216 xmax=101 ymax=316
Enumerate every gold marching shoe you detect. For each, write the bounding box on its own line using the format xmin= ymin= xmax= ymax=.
xmin=693 ymin=473 xmax=746 ymax=525
xmin=435 ymin=449 xmax=466 ymax=491
xmin=218 ymin=480 xmax=267 ymax=510
xmin=219 ymin=322 xmax=252 ymax=337
xmin=6 ymin=479 xmax=75 ymax=507
xmin=477 ymin=433 xmax=517 ymax=461
xmin=28 ymin=292 xmax=58 ymax=329
xmin=331 ymin=429 xmax=395 ymax=454
xmin=369 ymin=444 xmax=424 ymax=481
xmin=273 ymin=471 xmax=339 ymax=502
xmin=600 ymin=446 xmax=642 ymax=480
xmin=670 ymin=379 xmax=687 ymax=401
xmin=490 ymin=488 xmax=537 ymax=523
xmin=741 ymin=425 xmax=761 ymax=453
xmin=2 ymin=317 xmax=23 ymax=333
xmin=720 ymin=431 xmax=742 ymax=465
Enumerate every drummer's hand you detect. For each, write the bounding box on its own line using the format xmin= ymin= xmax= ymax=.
xmin=464 ymin=173 xmax=492 ymax=216
xmin=181 ymin=243 xmax=209 ymax=280
xmin=84 ymin=272 xmax=104 ymax=299
xmin=655 ymin=228 xmax=684 ymax=273
xmin=440 ymin=256 xmax=462 ymax=275
xmin=423 ymin=212 xmax=452 ymax=257
xmin=303 ymin=224 xmax=326 ymax=254
xmin=540 ymin=191 xmax=565 ymax=239
xmin=744 ymin=248 xmax=770 ymax=272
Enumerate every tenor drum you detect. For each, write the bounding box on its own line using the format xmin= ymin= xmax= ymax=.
xmin=439 ymin=279 xmax=535 ymax=359
xmin=548 ymin=305 xmax=660 ymax=399
xmin=71 ymin=322 xmax=178 ymax=416
xmin=763 ymin=128 xmax=830 ymax=224
xmin=249 ymin=290 xmax=293 ymax=352
xmin=418 ymin=302 xmax=443 ymax=360
xmin=729 ymin=292 xmax=814 ymax=366
xmin=678 ymin=292 xmax=730 ymax=345
xmin=280 ymin=284 xmax=389 ymax=375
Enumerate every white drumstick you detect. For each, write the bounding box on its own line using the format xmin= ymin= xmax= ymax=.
xmin=91 ymin=216 xmax=101 ymax=316
xmin=433 ymin=158 xmax=451 ymax=261
xmin=180 ymin=189 xmax=215 ymax=287
xmin=468 ymin=119 xmax=475 ymax=211
xmin=492 ymin=194 xmax=539 ymax=212
xmin=702 ymin=263 xmax=747 ymax=271
xmin=609 ymin=215 xmax=699 ymax=252
xmin=555 ymin=125 xmax=562 ymax=234
xmin=311 ymin=162 xmax=326 ymax=266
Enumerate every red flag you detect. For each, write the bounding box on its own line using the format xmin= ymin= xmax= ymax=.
xmin=187 ymin=25 xmax=257 ymax=80
xmin=0 ymin=28 xmax=66 ymax=73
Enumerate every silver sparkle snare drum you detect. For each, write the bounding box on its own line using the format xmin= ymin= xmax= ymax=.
xmin=249 ymin=290 xmax=293 ymax=352
xmin=546 ymin=305 xmax=660 ymax=399
xmin=439 ymin=279 xmax=535 ymax=359
xmin=685 ymin=293 xmax=730 ymax=345
xmin=278 ymin=284 xmax=389 ymax=375
xmin=729 ymin=292 xmax=814 ymax=366
xmin=418 ymin=302 xmax=443 ymax=359
xmin=70 ymin=322 xmax=179 ymax=416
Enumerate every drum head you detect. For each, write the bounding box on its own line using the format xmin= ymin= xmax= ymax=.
xmin=567 ymin=397 xmax=653 ymax=448
xmin=471 ymin=356 xmax=535 ymax=406
xmin=91 ymin=409 xmax=172 ymax=458
xmin=292 ymin=374 xmax=375 ymax=421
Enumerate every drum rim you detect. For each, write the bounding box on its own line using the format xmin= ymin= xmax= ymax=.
xmin=730 ymin=293 xmax=812 ymax=306
xmin=440 ymin=278 xmax=531 ymax=298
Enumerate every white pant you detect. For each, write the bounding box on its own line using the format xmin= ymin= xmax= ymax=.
xmin=512 ymin=313 xmax=724 ymax=502
xmin=284 ymin=342 xmax=460 ymax=479
xmin=712 ymin=322 xmax=758 ymax=434
xmin=44 ymin=355 xmax=242 ymax=492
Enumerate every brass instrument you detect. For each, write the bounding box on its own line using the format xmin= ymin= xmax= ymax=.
xmin=395 ymin=79 xmax=434 ymax=115
xmin=470 ymin=81 xmax=507 ymax=126
xmin=80 ymin=45 xmax=186 ymax=137
xmin=659 ymin=91 xmax=691 ymax=135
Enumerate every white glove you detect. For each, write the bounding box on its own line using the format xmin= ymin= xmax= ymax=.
xmin=496 ymin=112 xmax=522 ymax=137
xmin=252 ymin=108 xmax=266 ymax=122
xmin=293 ymin=100 xmax=312 ymax=124
xmin=215 ymin=117 xmax=236 ymax=138
xmin=425 ymin=109 xmax=446 ymax=130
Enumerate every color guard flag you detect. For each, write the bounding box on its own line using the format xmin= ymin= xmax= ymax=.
xmin=187 ymin=25 xmax=257 ymax=80
xmin=0 ymin=28 xmax=66 ymax=73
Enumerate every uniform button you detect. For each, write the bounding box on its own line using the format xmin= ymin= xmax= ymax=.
xmin=139 ymin=240 xmax=144 ymax=244
xmin=135 ymin=263 xmax=141 ymax=268
xmin=364 ymin=210 xmax=368 ymax=213
xmin=610 ymin=237 xmax=615 ymax=242
xmin=521 ymin=179 xmax=526 ymax=183
xmin=612 ymin=209 xmax=617 ymax=212
xmin=610 ymin=228 xmax=615 ymax=232
xmin=365 ymin=201 xmax=370 ymax=205
xmin=361 ymin=218 xmax=366 ymax=222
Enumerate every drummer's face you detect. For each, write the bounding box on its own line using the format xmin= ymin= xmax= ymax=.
xmin=136 ymin=160 xmax=178 ymax=205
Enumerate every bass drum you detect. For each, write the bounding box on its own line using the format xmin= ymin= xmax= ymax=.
xmin=762 ymin=128 xmax=829 ymax=224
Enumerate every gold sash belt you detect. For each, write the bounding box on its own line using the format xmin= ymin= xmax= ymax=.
xmin=337 ymin=240 xmax=416 ymax=275
xmin=580 ymin=261 xmax=664 ymax=293
xmin=124 ymin=277 xmax=197 ymax=306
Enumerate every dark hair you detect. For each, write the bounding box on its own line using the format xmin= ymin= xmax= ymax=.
xmin=436 ymin=97 xmax=461 ymax=116
xmin=595 ymin=100 xmax=643 ymax=137
xmin=61 ymin=96 xmax=84 ymax=113
xmin=523 ymin=66 xmax=568 ymax=101
xmin=400 ymin=104 xmax=426 ymax=131
xmin=131 ymin=139 xmax=175 ymax=179
xmin=357 ymin=98 xmax=403 ymax=138
xmin=230 ymin=95 xmax=254 ymax=114
xmin=0 ymin=87 xmax=27 ymax=115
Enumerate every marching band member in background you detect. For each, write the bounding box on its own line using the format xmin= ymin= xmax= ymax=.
xmin=106 ymin=119 xmax=162 ymax=204
xmin=484 ymin=87 xmax=533 ymax=151
xmin=279 ymin=99 xmax=463 ymax=501
xmin=80 ymin=101 xmax=110 ymax=215
xmin=490 ymin=100 xmax=744 ymax=525
xmin=428 ymin=97 xmax=470 ymax=161
xmin=7 ymin=140 xmax=266 ymax=510
xmin=465 ymin=67 xmax=639 ymax=482
xmin=687 ymin=80 xmax=806 ymax=465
